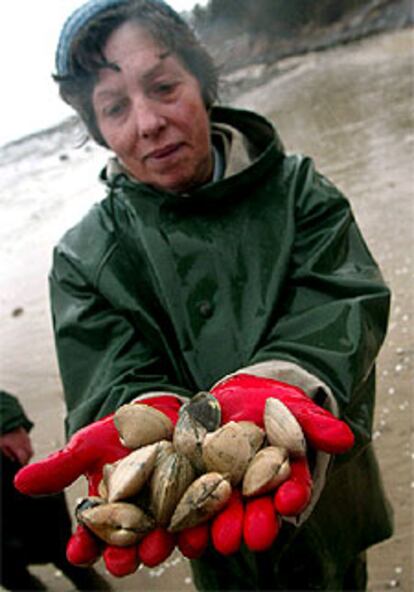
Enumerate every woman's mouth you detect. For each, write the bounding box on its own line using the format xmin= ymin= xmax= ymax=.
xmin=146 ymin=143 xmax=184 ymax=161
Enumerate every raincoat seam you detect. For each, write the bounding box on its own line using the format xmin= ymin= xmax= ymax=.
xmin=94 ymin=240 xmax=118 ymax=287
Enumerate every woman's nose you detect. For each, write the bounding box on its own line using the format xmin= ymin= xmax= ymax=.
xmin=133 ymin=98 xmax=166 ymax=139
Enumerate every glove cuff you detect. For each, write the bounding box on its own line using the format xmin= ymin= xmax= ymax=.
xmin=132 ymin=392 xmax=190 ymax=405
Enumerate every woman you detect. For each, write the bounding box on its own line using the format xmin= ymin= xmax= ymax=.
xmin=15 ymin=0 xmax=393 ymax=589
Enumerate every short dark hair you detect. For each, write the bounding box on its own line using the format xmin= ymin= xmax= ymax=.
xmin=54 ymin=0 xmax=218 ymax=146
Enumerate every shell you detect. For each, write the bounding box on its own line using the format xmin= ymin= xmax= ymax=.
xmin=97 ymin=477 xmax=109 ymax=500
xmin=264 ymin=398 xmax=306 ymax=456
xmin=237 ymin=421 xmax=266 ymax=456
xmin=150 ymin=450 xmax=196 ymax=525
xmin=168 ymin=472 xmax=232 ymax=532
xmin=77 ymin=501 xmax=155 ymax=546
xmin=202 ymin=421 xmax=252 ymax=485
xmin=173 ymin=414 xmax=206 ymax=473
xmin=173 ymin=393 xmax=221 ymax=473
xmin=155 ymin=440 xmax=175 ymax=463
xmin=114 ymin=403 xmax=174 ymax=449
xmin=182 ymin=391 xmax=222 ymax=431
xmin=242 ymin=446 xmax=291 ymax=497
xmin=75 ymin=496 xmax=106 ymax=521
xmin=104 ymin=443 xmax=159 ymax=503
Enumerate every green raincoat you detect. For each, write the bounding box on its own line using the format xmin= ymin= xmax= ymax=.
xmin=49 ymin=106 xmax=393 ymax=589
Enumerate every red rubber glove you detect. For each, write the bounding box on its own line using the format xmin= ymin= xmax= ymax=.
xmin=177 ymin=524 xmax=210 ymax=559
xmin=14 ymin=396 xmax=182 ymax=576
xmin=212 ymin=374 xmax=354 ymax=454
xmin=274 ymin=455 xmax=312 ymax=516
xmin=178 ymin=490 xmax=279 ymax=557
xmin=211 ymin=489 xmax=280 ymax=554
xmin=205 ymin=373 xmax=354 ymax=553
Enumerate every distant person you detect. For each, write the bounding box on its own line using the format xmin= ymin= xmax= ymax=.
xmin=14 ymin=1 xmax=393 ymax=590
xmin=0 ymin=389 xmax=111 ymax=591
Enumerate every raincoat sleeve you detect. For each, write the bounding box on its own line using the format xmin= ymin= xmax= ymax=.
xmin=0 ymin=390 xmax=33 ymax=434
xmin=49 ymin=249 xmax=191 ymax=438
xmin=221 ymin=156 xmax=390 ymax=455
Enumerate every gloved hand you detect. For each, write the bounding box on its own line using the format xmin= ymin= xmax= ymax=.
xmin=14 ymin=395 xmax=182 ymax=576
xmin=212 ymin=374 xmax=354 ymax=454
xmin=194 ymin=373 xmax=354 ymax=554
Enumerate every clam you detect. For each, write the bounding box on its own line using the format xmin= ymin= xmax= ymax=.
xmin=75 ymin=496 xmax=106 ymax=520
xmin=173 ymin=392 xmax=221 ymax=472
xmin=237 ymin=421 xmax=265 ymax=456
xmin=104 ymin=443 xmax=159 ymax=503
xmin=77 ymin=501 xmax=155 ymax=546
xmin=264 ymin=398 xmax=306 ymax=456
xmin=114 ymin=403 xmax=174 ymax=449
xmin=169 ymin=472 xmax=231 ymax=532
xmin=150 ymin=450 xmax=196 ymax=525
xmin=202 ymin=421 xmax=252 ymax=485
xmin=182 ymin=392 xmax=222 ymax=432
xmin=97 ymin=477 xmax=109 ymax=500
xmin=155 ymin=440 xmax=175 ymax=463
xmin=242 ymin=446 xmax=291 ymax=497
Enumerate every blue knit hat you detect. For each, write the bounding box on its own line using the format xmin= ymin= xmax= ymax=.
xmin=55 ymin=0 xmax=184 ymax=77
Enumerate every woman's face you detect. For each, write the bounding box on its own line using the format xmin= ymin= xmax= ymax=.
xmin=92 ymin=21 xmax=213 ymax=193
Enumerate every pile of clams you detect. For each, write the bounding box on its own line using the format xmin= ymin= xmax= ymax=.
xmin=76 ymin=393 xmax=306 ymax=547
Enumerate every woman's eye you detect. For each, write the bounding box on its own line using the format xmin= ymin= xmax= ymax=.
xmin=103 ymin=100 xmax=127 ymax=118
xmin=153 ymin=81 xmax=177 ymax=96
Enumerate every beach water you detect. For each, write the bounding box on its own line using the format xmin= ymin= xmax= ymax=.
xmin=0 ymin=28 xmax=412 ymax=591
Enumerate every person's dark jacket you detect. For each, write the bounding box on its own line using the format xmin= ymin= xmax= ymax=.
xmin=0 ymin=391 xmax=73 ymax=575
xmin=0 ymin=390 xmax=33 ymax=435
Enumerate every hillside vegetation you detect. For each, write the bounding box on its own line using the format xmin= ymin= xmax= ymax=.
xmin=189 ymin=0 xmax=412 ymax=74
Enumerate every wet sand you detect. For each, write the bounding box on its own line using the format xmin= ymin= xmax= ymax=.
xmin=0 ymin=28 xmax=412 ymax=591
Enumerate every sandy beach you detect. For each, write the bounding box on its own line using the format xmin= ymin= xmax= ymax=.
xmin=0 ymin=27 xmax=412 ymax=591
